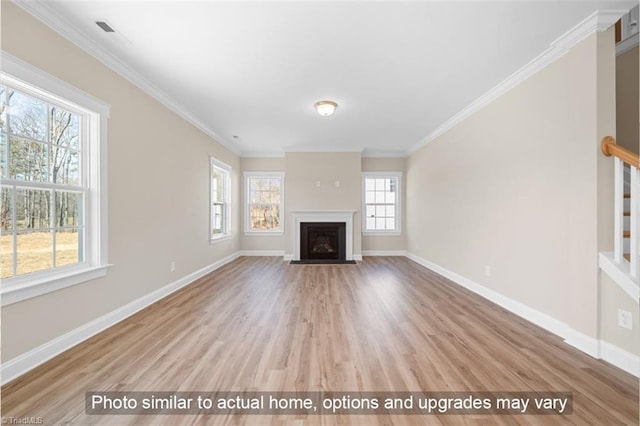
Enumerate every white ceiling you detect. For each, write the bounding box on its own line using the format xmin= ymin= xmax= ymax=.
xmin=21 ymin=1 xmax=636 ymax=157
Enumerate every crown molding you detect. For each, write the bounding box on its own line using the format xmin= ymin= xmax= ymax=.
xmin=408 ymin=9 xmax=629 ymax=155
xmin=361 ymin=149 xmax=407 ymax=158
xmin=12 ymin=0 xmax=242 ymax=156
xmin=282 ymin=145 xmax=365 ymax=154
xmin=240 ymin=150 xmax=286 ymax=158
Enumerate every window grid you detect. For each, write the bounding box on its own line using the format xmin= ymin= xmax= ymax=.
xmin=1 ymin=85 xmax=85 ymax=279
xmin=245 ymin=174 xmax=283 ymax=233
xmin=362 ymin=173 xmax=402 ymax=234
xmin=210 ymin=159 xmax=231 ymax=239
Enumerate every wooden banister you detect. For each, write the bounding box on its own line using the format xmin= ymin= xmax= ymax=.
xmin=601 ymin=136 xmax=640 ymax=168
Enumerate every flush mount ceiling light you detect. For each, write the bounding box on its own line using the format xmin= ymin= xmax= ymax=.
xmin=314 ymin=100 xmax=338 ymax=116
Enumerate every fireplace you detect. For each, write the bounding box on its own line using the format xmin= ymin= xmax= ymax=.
xmin=290 ymin=210 xmax=356 ymax=261
xmin=300 ymin=222 xmax=346 ymax=261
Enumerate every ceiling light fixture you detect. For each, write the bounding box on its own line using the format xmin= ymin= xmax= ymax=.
xmin=314 ymin=100 xmax=338 ymax=116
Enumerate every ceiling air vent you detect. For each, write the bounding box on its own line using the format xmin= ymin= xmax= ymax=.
xmin=95 ymin=21 xmax=115 ymax=33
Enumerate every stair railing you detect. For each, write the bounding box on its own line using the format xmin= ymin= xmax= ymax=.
xmin=601 ymin=136 xmax=639 ymax=278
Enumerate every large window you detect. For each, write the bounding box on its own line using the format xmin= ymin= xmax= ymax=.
xmin=210 ymin=157 xmax=231 ymax=241
xmin=362 ymin=172 xmax=402 ymax=235
xmin=244 ymin=172 xmax=284 ymax=235
xmin=1 ymin=53 xmax=109 ymax=305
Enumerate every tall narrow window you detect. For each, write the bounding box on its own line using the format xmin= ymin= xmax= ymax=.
xmin=210 ymin=157 xmax=231 ymax=241
xmin=244 ymin=172 xmax=284 ymax=235
xmin=1 ymin=54 xmax=109 ymax=305
xmin=362 ymin=172 xmax=402 ymax=235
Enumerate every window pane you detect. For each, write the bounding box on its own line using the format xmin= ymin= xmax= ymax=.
xmin=8 ymin=91 xmax=48 ymax=142
xmin=375 ymin=205 xmax=386 ymax=218
xmin=365 ymin=191 xmax=375 ymax=204
xmin=51 ymin=147 xmax=80 ymax=185
xmin=1 ymin=187 xmax=12 ymax=231
xmin=366 ymin=205 xmax=375 ymax=218
xmin=386 ymin=218 xmax=396 ymax=230
xmin=366 ymin=217 xmax=375 ymax=230
xmin=375 ymin=179 xmax=385 ymax=191
xmin=15 ymin=188 xmax=51 ymax=230
xmin=249 ymin=177 xmax=260 ymax=191
xmin=365 ymin=178 xmax=375 ymax=191
xmin=212 ymin=204 xmax=223 ymax=233
xmin=0 ymin=86 xmax=7 ymax=134
xmin=50 ymin=107 xmax=79 ymax=149
xmin=375 ymin=218 xmax=385 ymax=230
xmin=271 ymin=190 xmax=280 ymax=204
xmin=56 ymin=228 xmax=81 ymax=267
xmin=17 ymin=230 xmax=53 ymax=275
xmin=256 ymin=190 xmax=266 ymax=204
xmin=0 ymin=231 xmax=13 ymax=278
xmin=375 ymin=191 xmax=385 ymax=204
xmin=9 ymin=136 xmax=49 ymax=182
xmin=212 ymin=168 xmax=225 ymax=203
xmin=0 ymin=133 xmax=7 ymax=178
xmin=385 ymin=191 xmax=396 ymax=204
xmin=55 ymin=191 xmax=83 ymax=227
xmin=387 ymin=205 xmax=396 ymax=218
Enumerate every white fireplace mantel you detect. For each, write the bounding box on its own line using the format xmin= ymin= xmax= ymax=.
xmin=290 ymin=210 xmax=357 ymax=261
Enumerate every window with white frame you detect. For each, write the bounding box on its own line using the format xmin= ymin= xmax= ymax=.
xmin=362 ymin=172 xmax=402 ymax=235
xmin=244 ymin=172 xmax=284 ymax=235
xmin=0 ymin=54 xmax=109 ymax=305
xmin=210 ymin=157 xmax=231 ymax=240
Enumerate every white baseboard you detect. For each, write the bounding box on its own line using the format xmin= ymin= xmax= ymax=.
xmin=1 ymin=252 xmax=240 ymax=385
xmin=600 ymin=340 xmax=640 ymax=377
xmin=362 ymin=250 xmax=408 ymax=257
xmin=237 ymin=250 xmax=285 ymax=257
xmin=405 ymin=252 xmax=569 ymax=338
xmin=564 ymin=328 xmax=600 ymax=358
xmin=405 ymin=252 xmax=639 ymax=377
xmin=353 ymin=254 xmax=363 ymax=261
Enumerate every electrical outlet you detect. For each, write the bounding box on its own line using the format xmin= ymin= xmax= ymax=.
xmin=618 ymin=309 xmax=632 ymax=330
xmin=485 ymin=265 xmax=491 ymax=277
xmin=170 ymin=261 xmax=176 ymax=272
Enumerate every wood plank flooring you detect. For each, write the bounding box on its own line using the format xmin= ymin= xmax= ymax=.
xmin=2 ymin=256 xmax=638 ymax=425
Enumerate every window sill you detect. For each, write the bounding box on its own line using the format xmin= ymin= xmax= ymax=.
xmin=244 ymin=231 xmax=284 ymax=237
xmin=1 ymin=264 xmax=111 ymax=307
xmin=362 ymin=231 xmax=402 ymax=237
xmin=210 ymin=234 xmax=233 ymax=245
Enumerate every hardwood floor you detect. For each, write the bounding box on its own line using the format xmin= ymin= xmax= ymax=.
xmin=2 ymin=256 xmax=638 ymax=425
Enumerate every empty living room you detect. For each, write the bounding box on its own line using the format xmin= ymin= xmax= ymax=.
xmin=1 ymin=0 xmax=639 ymax=424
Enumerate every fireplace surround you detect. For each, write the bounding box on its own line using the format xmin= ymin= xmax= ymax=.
xmin=290 ymin=210 xmax=356 ymax=261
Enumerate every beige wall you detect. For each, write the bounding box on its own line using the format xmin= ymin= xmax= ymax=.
xmin=284 ymin=152 xmax=362 ymax=256
xmin=361 ymin=158 xmax=407 ymax=253
xmin=239 ymin=157 xmax=286 ymax=252
xmin=406 ymin=30 xmax=615 ymax=340
xmin=615 ymin=46 xmax=639 ymax=154
xmin=1 ymin=2 xmax=240 ymax=361
xmin=239 ymin=156 xmax=407 ymax=255
xmin=600 ymin=272 xmax=640 ymax=355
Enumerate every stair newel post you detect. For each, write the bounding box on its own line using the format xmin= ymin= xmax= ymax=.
xmin=630 ymin=165 xmax=639 ymax=278
xmin=614 ymin=157 xmax=625 ymax=264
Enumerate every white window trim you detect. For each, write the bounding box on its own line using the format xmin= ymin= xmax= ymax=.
xmin=0 ymin=52 xmax=110 ymax=306
xmin=210 ymin=157 xmax=232 ymax=243
xmin=361 ymin=171 xmax=403 ymax=236
xmin=243 ymin=171 xmax=285 ymax=236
